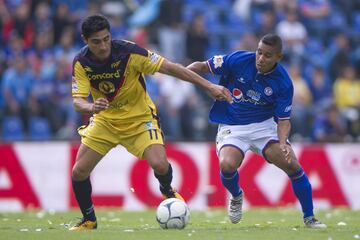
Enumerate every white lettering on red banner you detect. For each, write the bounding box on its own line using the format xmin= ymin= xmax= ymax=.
xmin=0 ymin=143 xmax=359 ymax=211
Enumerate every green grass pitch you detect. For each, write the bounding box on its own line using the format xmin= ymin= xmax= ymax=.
xmin=0 ymin=208 xmax=359 ymax=240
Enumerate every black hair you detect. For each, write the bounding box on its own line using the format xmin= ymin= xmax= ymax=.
xmin=81 ymin=14 xmax=110 ymax=39
xmin=260 ymin=33 xmax=283 ymax=53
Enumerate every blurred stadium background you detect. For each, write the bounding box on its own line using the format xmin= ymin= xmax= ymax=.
xmin=0 ymin=0 xmax=360 ymax=220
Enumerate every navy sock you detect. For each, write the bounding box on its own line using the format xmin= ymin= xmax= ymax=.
xmin=220 ymin=170 xmax=242 ymax=198
xmin=72 ymin=177 xmax=96 ymax=221
xmin=289 ymin=168 xmax=314 ymax=219
xmin=154 ymin=164 xmax=173 ymax=193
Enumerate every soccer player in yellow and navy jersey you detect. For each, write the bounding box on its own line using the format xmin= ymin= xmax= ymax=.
xmin=69 ymin=14 xmax=232 ymax=231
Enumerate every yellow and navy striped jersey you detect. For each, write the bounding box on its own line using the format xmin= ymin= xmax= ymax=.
xmin=72 ymin=40 xmax=164 ymax=122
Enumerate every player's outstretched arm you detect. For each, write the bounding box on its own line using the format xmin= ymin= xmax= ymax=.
xmin=73 ymin=97 xmax=109 ymax=114
xmin=158 ymin=59 xmax=232 ymax=103
xmin=186 ymin=61 xmax=210 ymax=75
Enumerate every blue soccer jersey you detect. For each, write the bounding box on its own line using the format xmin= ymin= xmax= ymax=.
xmin=207 ymin=51 xmax=293 ymax=125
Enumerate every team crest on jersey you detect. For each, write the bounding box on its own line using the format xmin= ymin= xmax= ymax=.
xmin=149 ymin=52 xmax=160 ymax=63
xmin=213 ymin=55 xmax=224 ymax=69
xmin=264 ymin=87 xmax=273 ymax=96
xmin=99 ymin=81 xmax=116 ymax=94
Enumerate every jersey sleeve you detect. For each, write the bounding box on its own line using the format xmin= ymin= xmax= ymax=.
xmin=206 ymin=54 xmax=230 ymax=76
xmin=130 ymin=49 xmax=164 ymax=75
xmin=72 ymin=60 xmax=90 ymax=97
xmin=275 ymin=83 xmax=293 ymax=120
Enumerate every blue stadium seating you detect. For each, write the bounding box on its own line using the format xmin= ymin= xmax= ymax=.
xmin=29 ymin=117 xmax=51 ymax=141
xmin=1 ymin=116 xmax=25 ymax=141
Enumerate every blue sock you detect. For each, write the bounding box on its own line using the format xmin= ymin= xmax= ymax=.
xmin=220 ymin=170 xmax=242 ymax=198
xmin=289 ymin=168 xmax=314 ymax=219
xmin=72 ymin=177 xmax=96 ymax=221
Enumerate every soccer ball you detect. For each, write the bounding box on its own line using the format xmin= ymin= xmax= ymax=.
xmin=156 ymin=198 xmax=190 ymax=229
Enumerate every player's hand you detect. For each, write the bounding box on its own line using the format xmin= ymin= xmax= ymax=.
xmin=280 ymin=143 xmax=291 ymax=163
xmin=92 ymin=98 xmax=109 ymax=113
xmin=208 ymin=84 xmax=233 ymax=104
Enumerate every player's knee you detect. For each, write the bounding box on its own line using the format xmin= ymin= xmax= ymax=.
xmin=283 ymin=159 xmax=302 ymax=175
xmin=290 ymin=161 xmax=302 ymax=173
xmin=220 ymin=157 xmax=238 ymax=172
xmin=72 ymin=165 xmax=90 ymax=181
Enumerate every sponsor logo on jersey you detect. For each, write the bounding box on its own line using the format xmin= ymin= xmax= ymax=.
xmin=213 ymin=55 xmax=224 ymax=69
xmin=232 ymin=88 xmax=243 ymax=100
xmin=88 ymin=70 xmax=121 ymax=80
xmin=264 ymin=87 xmax=273 ymax=96
xmin=149 ymin=52 xmax=160 ymax=63
xmin=99 ymin=81 xmax=116 ymax=94
xmin=246 ymin=90 xmax=261 ymax=101
xmin=111 ymin=61 xmax=121 ymax=69
xmin=232 ymin=88 xmax=267 ymax=105
xmin=84 ymin=66 xmax=93 ymax=72
xmin=108 ymin=99 xmax=129 ymax=109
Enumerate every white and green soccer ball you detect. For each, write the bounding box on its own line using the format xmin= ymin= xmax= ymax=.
xmin=156 ymin=198 xmax=190 ymax=229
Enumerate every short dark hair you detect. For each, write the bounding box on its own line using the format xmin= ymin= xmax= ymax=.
xmin=81 ymin=14 xmax=110 ymax=39
xmin=260 ymin=34 xmax=283 ymax=53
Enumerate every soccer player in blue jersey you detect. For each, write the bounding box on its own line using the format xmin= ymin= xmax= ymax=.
xmin=69 ymin=14 xmax=232 ymax=231
xmin=187 ymin=34 xmax=326 ymax=228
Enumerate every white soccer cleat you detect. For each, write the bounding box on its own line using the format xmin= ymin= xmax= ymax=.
xmin=228 ymin=192 xmax=243 ymax=224
xmin=304 ymin=217 xmax=327 ymax=229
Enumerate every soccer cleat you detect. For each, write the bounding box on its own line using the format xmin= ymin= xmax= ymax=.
xmin=161 ymin=188 xmax=185 ymax=201
xmin=304 ymin=216 xmax=327 ymax=229
xmin=69 ymin=218 xmax=97 ymax=231
xmin=228 ymin=192 xmax=243 ymax=224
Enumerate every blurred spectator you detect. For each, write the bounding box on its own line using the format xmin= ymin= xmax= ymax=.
xmin=4 ymin=2 xmax=33 ymax=48
xmin=234 ymin=32 xmax=258 ymax=51
xmin=4 ymin=32 xmax=25 ymax=59
xmin=311 ymin=102 xmax=347 ymax=142
xmin=299 ymin=0 xmax=330 ymax=38
xmin=185 ymin=13 xmax=209 ymax=63
xmin=255 ymin=10 xmax=276 ymax=38
xmin=328 ymin=33 xmax=351 ymax=82
xmin=1 ymin=54 xmax=33 ymax=131
xmin=29 ymin=59 xmax=57 ymax=133
xmin=251 ymin=0 xmax=274 ymax=12
xmin=333 ymin=65 xmax=360 ymax=138
xmin=0 ymin=0 xmax=359 ymax=141
xmin=157 ymin=0 xmax=185 ymax=63
xmin=33 ymin=1 xmax=53 ymax=34
xmin=108 ymin=14 xmax=127 ymax=40
xmin=307 ymin=67 xmax=332 ymax=112
xmin=54 ymin=26 xmax=78 ymax=66
xmin=154 ymin=73 xmax=198 ymax=140
xmin=276 ymin=8 xmax=307 ymax=65
xmin=273 ymin=0 xmax=297 ymax=16
xmin=52 ymin=59 xmax=79 ymax=139
xmin=52 ymin=0 xmax=88 ymax=21
xmin=52 ymin=3 xmax=73 ymax=44
xmin=289 ymin=64 xmax=313 ymax=139
xmin=0 ymin=0 xmax=11 ymax=44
